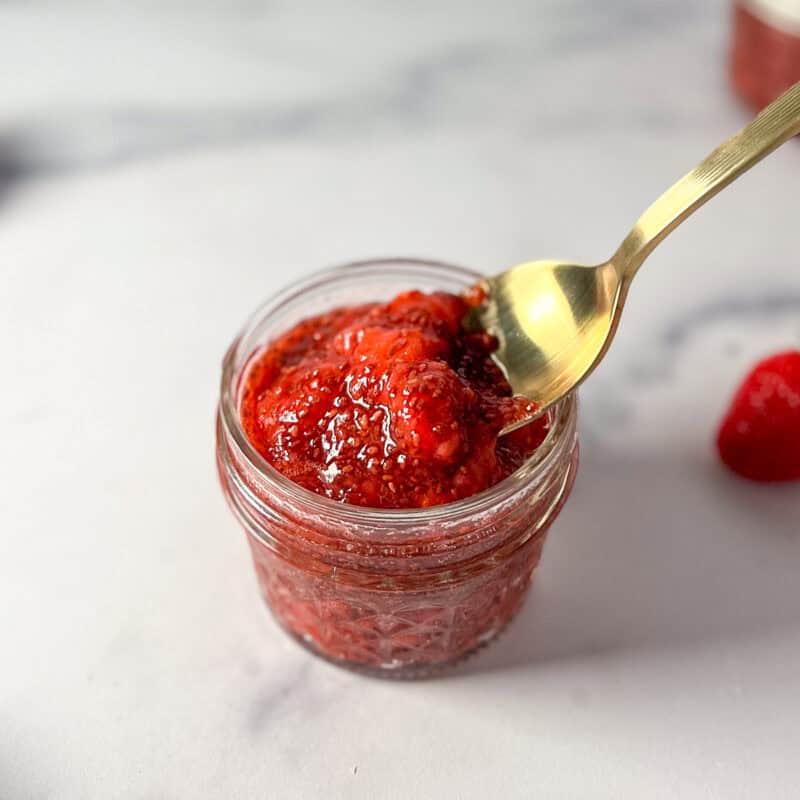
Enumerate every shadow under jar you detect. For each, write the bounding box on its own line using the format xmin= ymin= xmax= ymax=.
xmin=216 ymin=259 xmax=579 ymax=678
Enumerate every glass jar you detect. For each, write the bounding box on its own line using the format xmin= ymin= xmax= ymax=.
xmin=216 ymin=259 xmax=579 ymax=678
xmin=731 ymin=1 xmax=800 ymax=111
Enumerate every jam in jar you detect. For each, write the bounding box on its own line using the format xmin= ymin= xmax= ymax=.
xmin=731 ymin=0 xmax=800 ymax=111
xmin=216 ymin=259 xmax=579 ymax=677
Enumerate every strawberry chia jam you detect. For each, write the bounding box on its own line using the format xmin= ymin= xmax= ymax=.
xmin=216 ymin=260 xmax=578 ymax=676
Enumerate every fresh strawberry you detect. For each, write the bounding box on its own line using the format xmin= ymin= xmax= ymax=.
xmin=716 ymin=350 xmax=800 ymax=482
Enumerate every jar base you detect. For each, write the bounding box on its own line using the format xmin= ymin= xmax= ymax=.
xmin=265 ymin=593 xmax=527 ymax=680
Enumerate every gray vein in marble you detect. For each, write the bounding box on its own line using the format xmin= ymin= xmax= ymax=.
xmin=623 ymin=289 xmax=800 ymax=387
xmin=0 ymin=44 xmax=494 ymax=184
xmin=660 ymin=291 xmax=800 ymax=348
xmin=547 ymin=0 xmax=707 ymax=49
xmin=247 ymin=659 xmax=312 ymax=733
xmin=580 ymin=287 xmax=800 ymax=436
xmin=0 ymin=137 xmax=26 ymax=208
xmin=0 ymin=0 xmax=726 ymax=202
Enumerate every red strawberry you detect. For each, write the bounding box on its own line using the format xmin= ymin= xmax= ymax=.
xmin=716 ymin=350 xmax=800 ymax=482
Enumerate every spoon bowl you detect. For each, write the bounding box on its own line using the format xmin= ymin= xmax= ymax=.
xmin=466 ymin=259 xmax=621 ymax=430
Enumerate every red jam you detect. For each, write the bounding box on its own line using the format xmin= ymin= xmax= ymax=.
xmin=239 ymin=290 xmax=548 ymax=508
xmin=731 ymin=2 xmax=800 ymax=111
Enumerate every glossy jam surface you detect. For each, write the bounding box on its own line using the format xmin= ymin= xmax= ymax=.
xmin=239 ymin=290 xmax=548 ymax=508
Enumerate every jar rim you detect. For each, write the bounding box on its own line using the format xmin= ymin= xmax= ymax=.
xmin=219 ymin=258 xmax=578 ymax=529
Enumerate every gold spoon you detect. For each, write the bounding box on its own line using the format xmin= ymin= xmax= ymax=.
xmin=468 ymin=80 xmax=800 ymax=433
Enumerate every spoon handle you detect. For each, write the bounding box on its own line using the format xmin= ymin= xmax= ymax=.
xmin=614 ymin=79 xmax=800 ymax=282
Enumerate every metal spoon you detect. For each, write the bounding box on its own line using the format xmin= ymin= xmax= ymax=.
xmin=467 ymin=80 xmax=800 ymax=433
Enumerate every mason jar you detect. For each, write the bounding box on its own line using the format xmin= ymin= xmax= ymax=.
xmin=216 ymin=259 xmax=579 ymax=678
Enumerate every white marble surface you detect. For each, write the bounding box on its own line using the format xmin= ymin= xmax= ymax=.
xmin=2 ymin=1 xmax=799 ymax=797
